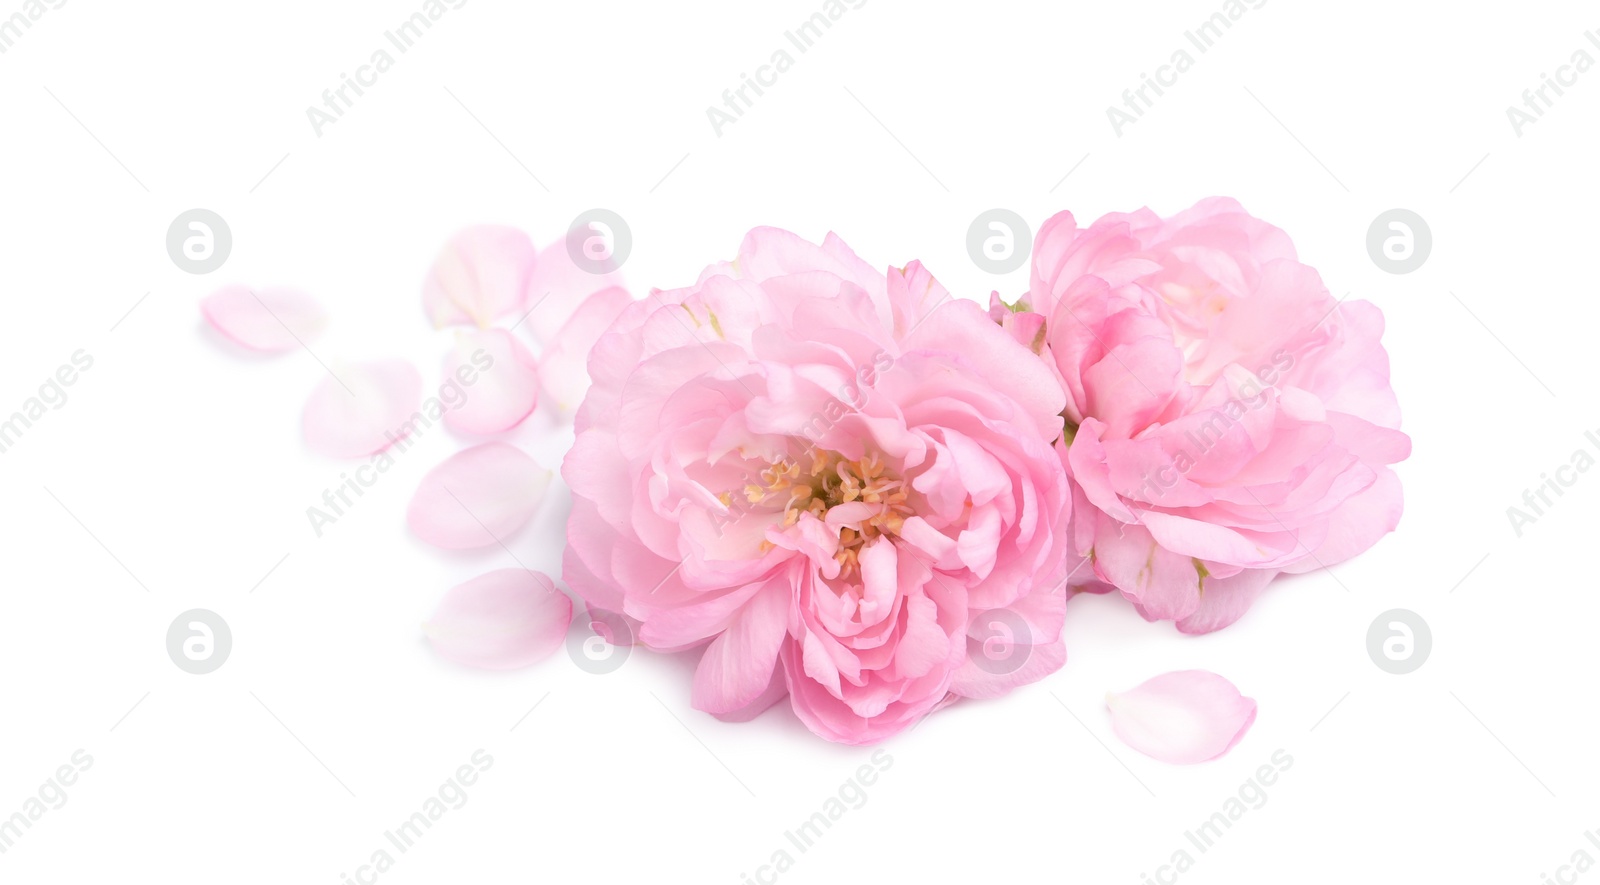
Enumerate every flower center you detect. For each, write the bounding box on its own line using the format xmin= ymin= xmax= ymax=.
xmin=741 ymin=449 xmax=913 ymax=576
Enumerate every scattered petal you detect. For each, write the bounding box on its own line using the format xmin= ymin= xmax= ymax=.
xmin=442 ymin=329 xmax=541 ymax=434
xmin=423 ymin=225 xmax=537 ymax=329
xmin=301 ymin=359 xmax=423 ymax=458
xmin=201 ymin=285 xmax=326 ymax=353
xmin=537 ymin=285 xmax=633 ymax=413
xmin=1106 ymin=670 xmax=1257 ymax=764
xmin=424 ymin=569 xmax=573 ymax=669
xmin=521 ymin=237 xmax=627 ymax=346
xmin=408 ymin=442 xmax=551 ymax=549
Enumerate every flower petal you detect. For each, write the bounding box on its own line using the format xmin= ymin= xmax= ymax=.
xmin=424 ymin=569 xmax=572 ymax=669
xmin=709 ymin=666 xmax=790 ymax=723
xmin=537 ymin=285 xmax=634 ymax=413
xmin=422 ymin=225 xmax=537 ymax=329
xmin=1173 ymin=568 xmax=1277 ymax=635
xmin=201 ymin=285 xmax=326 ymax=353
xmin=521 ymin=237 xmax=627 ymax=346
xmin=902 ymin=298 xmax=1067 ymax=437
xmin=691 ymin=578 xmax=791 ymax=716
xmin=1107 ymin=670 xmax=1256 ymax=764
xmin=442 ymin=329 xmax=541 ymax=435
xmin=408 ymin=442 xmax=552 ymax=549
xmin=301 ymin=359 xmax=422 ymax=458
xmin=951 ymin=589 xmax=1070 ymax=699
xmin=1280 ymin=467 xmax=1405 ymax=574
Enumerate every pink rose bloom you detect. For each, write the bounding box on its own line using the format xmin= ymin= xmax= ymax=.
xmin=563 ymin=228 xmax=1073 ymax=743
xmin=1023 ymin=198 xmax=1409 ymax=633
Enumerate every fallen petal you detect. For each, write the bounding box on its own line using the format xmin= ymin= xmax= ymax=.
xmin=425 ymin=569 xmax=573 ymax=669
xmin=1106 ymin=670 xmax=1257 ymax=764
xmin=521 ymin=237 xmax=627 ymax=346
xmin=423 ymin=225 xmax=537 ymax=329
xmin=442 ymin=329 xmax=541 ymax=434
xmin=408 ymin=442 xmax=551 ymax=549
xmin=537 ymin=285 xmax=633 ymax=413
xmin=202 ymin=285 xmax=326 ymax=353
xmin=301 ymin=359 xmax=423 ymax=458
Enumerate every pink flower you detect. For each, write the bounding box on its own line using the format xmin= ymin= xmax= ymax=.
xmin=563 ymin=228 xmax=1074 ymax=743
xmin=1024 ymin=198 xmax=1410 ymax=633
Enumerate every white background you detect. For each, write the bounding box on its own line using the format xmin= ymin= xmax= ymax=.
xmin=1 ymin=1 xmax=1595 ymax=882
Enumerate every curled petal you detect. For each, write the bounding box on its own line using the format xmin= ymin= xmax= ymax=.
xmin=903 ymin=298 xmax=1067 ymax=438
xmin=1107 ymin=670 xmax=1256 ymax=764
xmin=301 ymin=359 xmax=422 ymax=458
xmin=202 ymin=285 xmax=326 ymax=353
xmin=425 ymin=569 xmax=573 ymax=669
xmin=408 ymin=443 xmax=552 ymax=549
xmin=442 ymin=329 xmax=541 ymax=435
xmin=423 ymin=225 xmax=537 ymax=329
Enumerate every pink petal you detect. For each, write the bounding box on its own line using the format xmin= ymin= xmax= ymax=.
xmin=424 ymin=569 xmax=573 ymax=669
xmin=1107 ymin=670 xmax=1257 ymax=764
xmin=691 ymin=579 xmax=791 ymax=716
xmin=201 ymin=285 xmax=326 ymax=353
xmin=709 ymin=666 xmax=789 ymax=723
xmin=1280 ymin=468 xmax=1405 ymax=574
xmin=422 ymin=225 xmax=537 ymax=329
xmin=521 ymin=237 xmax=627 ymax=346
xmin=537 ymin=286 xmax=634 ymax=413
xmin=1173 ymin=568 xmax=1278 ymax=635
xmin=442 ymin=329 xmax=540 ymax=434
xmin=951 ymin=591 xmax=1070 ymax=699
xmin=902 ymin=298 xmax=1067 ymax=437
xmin=408 ymin=443 xmax=552 ymax=549
xmin=301 ymin=359 xmax=423 ymax=458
